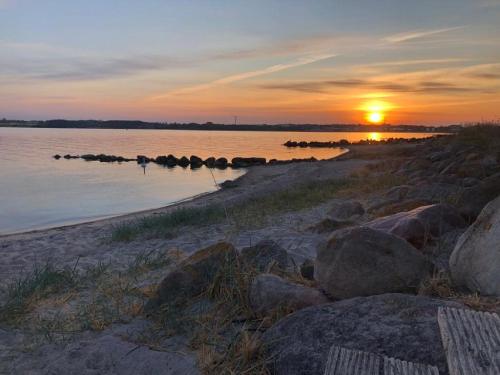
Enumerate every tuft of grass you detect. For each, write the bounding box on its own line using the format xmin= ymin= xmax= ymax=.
xmin=0 ymin=264 xmax=77 ymax=324
xmin=126 ymin=248 xmax=173 ymax=275
xmin=419 ymin=271 xmax=500 ymax=314
xmin=454 ymin=124 xmax=500 ymax=149
xmin=111 ymin=205 xmax=226 ymax=242
xmin=228 ymin=179 xmax=351 ymax=229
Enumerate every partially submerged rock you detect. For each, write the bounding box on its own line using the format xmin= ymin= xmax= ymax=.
xmin=241 ymin=240 xmax=295 ymax=273
xmin=315 ymin=227 xmax=431 ymax=299
xmin=262 ymin=293 xmax=463 ymax=375
xmin=249 ymin=274 xmax=328 ymax=315
xmin=366 ymin=204 xmax=466 ymax=248
xmin=450 ymin=195 xmax=500 ymax=296
xmin=151 ymin=242 xmax=238 ymax=307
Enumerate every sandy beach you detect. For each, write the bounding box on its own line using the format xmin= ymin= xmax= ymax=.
xmin=0 ymin=156 xmax=368 ymax=291
xmin=1 ymin=134 xmax=499 ymax=375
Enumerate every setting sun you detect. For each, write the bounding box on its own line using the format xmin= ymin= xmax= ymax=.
xmin=358 ymin=99 xmax=393 ymax=125
xmin=367 ymin=112 xmax=384 ymax=124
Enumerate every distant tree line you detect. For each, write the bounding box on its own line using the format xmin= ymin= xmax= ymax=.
xmin=0 ymin=118 xmax=465 ymax=133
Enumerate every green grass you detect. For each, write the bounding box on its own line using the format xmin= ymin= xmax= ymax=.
xmin=111 ymin=178 xmax=353 ymax=242
xmin=0 ymin=264 xmax=77 ymax=323
xmin=111 ymin=205 xmax=227 ymax=242
xmin=110 ymin=173 xmax=408 ymax=242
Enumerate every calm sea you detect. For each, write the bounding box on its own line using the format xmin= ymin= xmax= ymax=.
xmin=0 ymin=128 xmax=439 ymax=234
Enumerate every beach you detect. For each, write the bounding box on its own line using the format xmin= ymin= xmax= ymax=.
xmin=1 ymin=133 xmax=499 ymax=374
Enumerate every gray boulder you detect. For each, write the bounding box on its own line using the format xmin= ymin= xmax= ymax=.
xmin=241 ymin=240 xmax=294 ymax=272
xmin=328 ymin=200 xmax=364 ymax=221
xmin=457 ymin=173 xmax=500 ymax=220
xmin=315 ymin=227 xmax=431 ymax=299
xmin=152 ymin=242 xmax=238 ymax=307
xmin=249 ymin=274 xmax=329 ymax=315
xmin=450 ymin=195 xmax=500 ymax=296
xmin=262 ymin=293 xmax=463 ymax=375
xmin=366 ymin=204 xmax=466 ymax=248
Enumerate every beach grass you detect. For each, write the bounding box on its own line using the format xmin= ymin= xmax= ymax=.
xmin=0 ymin=263 xmax=77 ymax=323
xmin=111 ymin=205 xmax=227 ymax=241
xmin=454 ymin=124 xmax=500 ymax=148
xmin=110 ymin=172 xmax=407 ymax=242
xmin=110 ymin=178 xmax=352 ymax=242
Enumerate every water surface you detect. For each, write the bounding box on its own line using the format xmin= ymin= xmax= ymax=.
xmin=0 ymin=128 xmax=439 ymax=234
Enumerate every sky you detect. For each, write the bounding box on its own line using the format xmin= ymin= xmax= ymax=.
xmin=1 ymin=0 xmax=500 ymax=125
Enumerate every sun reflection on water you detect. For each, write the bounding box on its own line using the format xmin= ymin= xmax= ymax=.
xmin=368 ymin=132 xmax=382 ymax=141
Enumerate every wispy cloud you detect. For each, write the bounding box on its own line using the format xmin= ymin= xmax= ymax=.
xmin=150 ymin=53 xmax=337 ymax=99
xmin=363 ymin=58 xmax=469 ymax=67
xmin=260 ymin=78 xmax=477 ymax=95
xmin=384 ymin=26 xmax=464 ymax=43
xmin=1 ymin=55 xmax=188 ymax=81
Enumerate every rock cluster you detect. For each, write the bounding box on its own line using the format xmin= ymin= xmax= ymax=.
xmin=284 ymin=136 xmax=433 ymax=148
xmin=53 ymin=153 xmax=322 ymax=169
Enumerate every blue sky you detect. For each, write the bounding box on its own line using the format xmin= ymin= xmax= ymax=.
xmin=1 ymin=0 xmax=500 ymax=124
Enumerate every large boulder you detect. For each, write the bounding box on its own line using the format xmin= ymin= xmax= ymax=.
xmin=315 ymin=227 xmax=431 ymax=299
xmin=151 ymin=242 xmax=238 ymax=307
xmin=328 ymin=200 xmax=364 ymax=221
xmin=366 ymin=204 xmax=466 ymax=248
xmin=456 ymin=173 xmax=500 ymax=220
xmin=262 ymin=293 xmax=463 ymax=375
xmin=240 ymin=240 xmax=294 ymax=272
xmin=249 ymin=274 xmax=329 ymax=315
xmin=450 ymin=195 xmax=500 ymax=296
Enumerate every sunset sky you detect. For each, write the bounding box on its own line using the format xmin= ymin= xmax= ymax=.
xmin=1 ymin=0 xmax=500 ymax=125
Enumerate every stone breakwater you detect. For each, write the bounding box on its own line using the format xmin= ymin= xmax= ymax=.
xmin=53 ymin=153 xmax=321 ymax=168
xmin=284 ymin=135 xmax=441 ymax=148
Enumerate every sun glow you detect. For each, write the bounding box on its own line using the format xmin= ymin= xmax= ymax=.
xmin=358 ymin=99 xmax=393 ymax=125
xmin=367 ymin=112 xmax=384 ymax=124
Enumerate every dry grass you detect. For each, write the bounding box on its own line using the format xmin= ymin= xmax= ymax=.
xmin=0 ymin=248 xmax=175 ymax=338
xmin=419 ymin=271 xmax=500 ymax=314
xmin=149 ymin=250 xmax=314 ymax=375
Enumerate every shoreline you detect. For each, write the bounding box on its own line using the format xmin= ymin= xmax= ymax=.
xmin=0 ymin=188 xmax=219 ymax=239
xmin=0 ymin=155 xmax=368 ymax=284
xmin=0 ymin=149 xmax=352 ymax=238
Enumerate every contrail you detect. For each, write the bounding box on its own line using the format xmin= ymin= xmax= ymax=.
xmin=149 ymin=52 xmax=337 ymax=100
xmin=384 ymin=26 xmax=464 ymax=43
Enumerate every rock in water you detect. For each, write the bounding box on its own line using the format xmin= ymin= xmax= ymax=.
xmin=177 ymin=156 xmax=190 ymax=168
xmin=366 ymin=204 xmax=466 ymax=248
xmin=189 ymin=155 xmax=203 ymax=168
xmin=241 ymin=240 xmax=294 ymax=272
xmin=262 ymin=293 xmax=463 ymax=375
xmin=151 ymin=242 xmax=238 ymax=307
xmin=249 ymin=274 xmax=329 ymax=315
xmin=328 ymin=200 xmax=364 ymax=221
xmin=315 ymin=227 xmax=431 ymax=299
xmin=450 ymin=195 xmax=500 ymax=296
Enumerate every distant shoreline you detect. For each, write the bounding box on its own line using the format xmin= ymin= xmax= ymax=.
xmin=0 ymin=120 xmax=457 ymax=133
